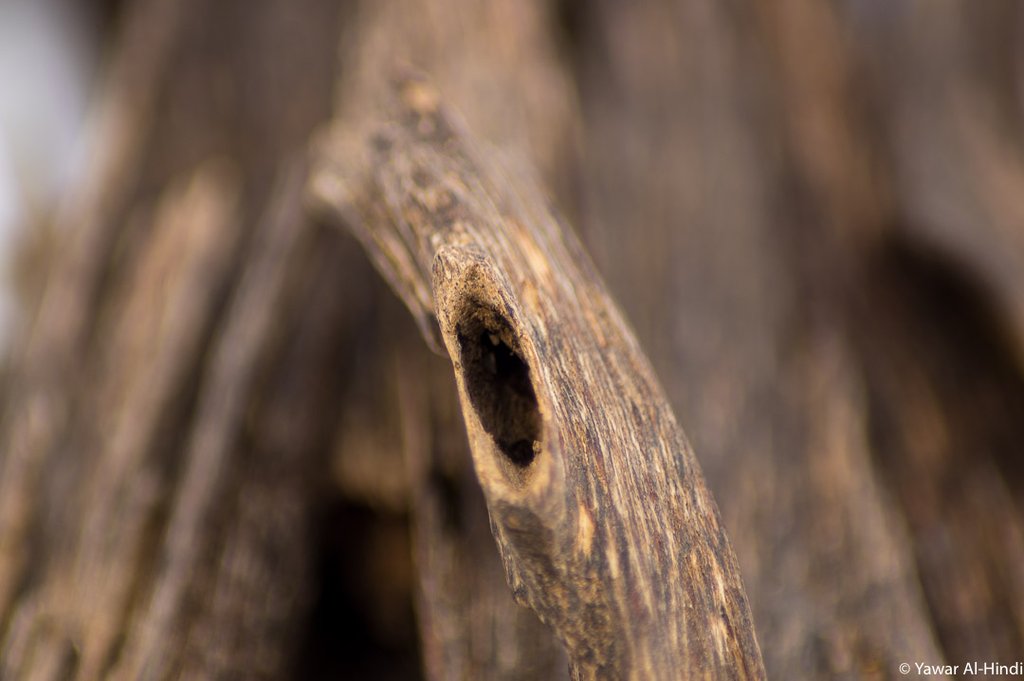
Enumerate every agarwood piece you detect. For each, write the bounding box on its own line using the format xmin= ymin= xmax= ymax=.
xmin=328 ymin=2 xmax=583 ymax=674
xmin=312 ymin=77 xmax=766 ymax=680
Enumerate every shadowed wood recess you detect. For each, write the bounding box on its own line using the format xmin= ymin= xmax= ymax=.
xmin=310 ymin=76 xmax=766 ymax=680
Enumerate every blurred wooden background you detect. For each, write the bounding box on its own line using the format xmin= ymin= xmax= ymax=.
xmin=1 ymin=0 xmax=1023 ymax=678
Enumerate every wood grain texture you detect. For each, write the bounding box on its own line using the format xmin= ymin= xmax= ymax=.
xmin=4 ymin=1 xmax=1022 ymax=678
xmin=0 ymin=0 xmax=193 ymax=629
xmin=312 ymin=76 xmax=766 ymax=680
xmin=328 ymin=2 xmax=580 ymax=677
xmin=570 ymin=1 xmax=949 ymax=676
xmin=396 ymin=348 xmax=572 ymax=681
xmin=0 ymin=0 xmax=349 ymax=676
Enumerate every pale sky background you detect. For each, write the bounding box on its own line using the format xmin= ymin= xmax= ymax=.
xmin=0 ymin=0 xmax=98 ymax=349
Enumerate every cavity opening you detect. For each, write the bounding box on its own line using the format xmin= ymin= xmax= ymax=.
xmin=456 ymin=305 xmax=541 ymax=484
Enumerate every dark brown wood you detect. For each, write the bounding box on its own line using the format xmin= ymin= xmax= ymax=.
xmin=567 ymin=1 xmax=963 ymax=677
xmin=0 ymin=0 xmax=193 ymax=629
xmin=4 ymin=1 xmax=1024 ymax=678
xmin=311 ymin=76 xmax=766 ymax=680
xmin=568 ymin=2 xmax=1024 ymax=677
xmin=0 ymin=0 xmax=350 ymax=677
xmin=328 ymin=2 xmax=580 ymax=678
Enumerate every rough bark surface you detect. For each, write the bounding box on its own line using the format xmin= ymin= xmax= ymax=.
xmin=311 ymin=77 xmax=766 ymax=680
xmin=568 ymin=1 xmax=947 ymax=676
xmin=327 ymin=2 xmax=580 ymax=678
xmin=2 ymin=0 xmax=1024 ymax=679
xmin=0 ymin=0 xmax=350 ymax=677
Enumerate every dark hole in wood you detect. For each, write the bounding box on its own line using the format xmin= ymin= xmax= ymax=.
xmin=456 ymin=305 xmax=541 ymax=481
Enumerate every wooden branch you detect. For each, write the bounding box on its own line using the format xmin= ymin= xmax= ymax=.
xmin=329 ymin=2 xmax=583 ymax=677
xmin=312 ymin=76 xmax=765 ymax=680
